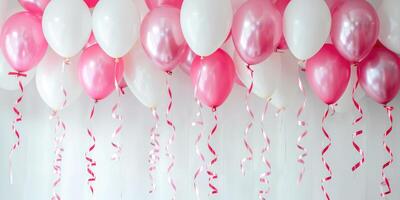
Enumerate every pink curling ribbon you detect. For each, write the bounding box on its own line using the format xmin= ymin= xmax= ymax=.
xmin=111 ymin=58 xmax=125 ymax=161
xmin=86 ymin=100 xmax=97 ymax=195
xmin=351 ymin=77 xmax=365 ymax=172
xmin=240 ymin=64 xmax=254 ymax=176
xmin=380 ymin=105 xmax=394 ymax=197
xmin=207 ymin=108 xmax=219 ymax=195
xmin=259 ymin=98 xmax=272 ymax=200
xmin=8 ymin=71 xmax=27 ymax=184
xmin=192 ymin=99 xmax=205 ymax=199
xmin=321 ymin=105 xmax=334 ymax=200
xmin=149 ymin=108 xmax=161 ymax=194
xmin=165 ymin=72 xmax=177 ymax=199
xmin=296 ymin=62 xmax=308 ymax=183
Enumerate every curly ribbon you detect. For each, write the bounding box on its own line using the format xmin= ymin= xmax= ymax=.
xmin=192 ymin=99 xmax=205 ymax=199
xmin=240 ymin=64 xmax=254 ymax=176
xmin=86 ymin=101 xmax=97 ymax=195
xmin=380 ymin=105 xmax=394 ymax=197
xmin=165 ymin=72 xmax=177 ymax=199
xmin=207 ymin=108 xmax=219 ymax=195
xmin=296 ymin=62 xmax=308 ymax=183
xmin=351 ymin=77 xmax=365 ymax=172
xmin=321 ymin=106 xmax=334 ymax=200
xmin=111 ymin=58 xmax=125 ymax=161
xmin=8 ymin=71 xmax=26 ymax=184
xmin=148 ymin=108 xmax=161 ymax=194
xmin=259 ymin=98 xmax=272 ymax=200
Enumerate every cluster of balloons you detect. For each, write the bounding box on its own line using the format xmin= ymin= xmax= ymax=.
xmin=0 ymin=0 xmax=400 ymax=112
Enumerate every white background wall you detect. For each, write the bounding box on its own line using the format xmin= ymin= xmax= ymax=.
xmin=1 ymin=0 xmax=398 ymax=200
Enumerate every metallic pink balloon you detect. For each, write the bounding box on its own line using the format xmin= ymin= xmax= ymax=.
xmin=358 ymin=46 xmax=400 ymax=105
xmin=0 ymin=12 xmax=48 ymax=72
xmin=274 ymin=0 xmax=290 ymax=50
xmin=84 ymin=0 xmax=99 ymax=8
xmin=140 ymin=6 xmax=187 ymax=72
xmin=18 ymin=0 xmax=50 ymax=16
xmin=145 ymin=0 xmax=183 ymax=9
xmin=232 ymin=0 xmax=282 ymax=65
xmin=191 ymin=49 xmax=235 ymax=108
xmin=331 ymin=0 xmax=379 ymax=62
xmin=306 ymin=44 xmax=351 ymax=105
xmin=78 ymin=44 xmax=124 ymax=101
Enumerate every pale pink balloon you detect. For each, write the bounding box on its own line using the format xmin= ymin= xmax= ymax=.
xmin=84 ymin=0 xmax=99 ymax=8
xmin=141 ymin=6 xmax=187 ymax=72
xmin=191 ymin=49 xmax=235 ymax=108
xmin=180 ymin=48 xmax=195 ymax=75
xmin=331 ymin=0 xmax=379 ymax=62
xmin=274 ymin=0 xmax=290 ymax=50
xmin=0 ymin=12 xmax=48 ymax=72
xmin=358 ymin=46 xmax=400 ymax=105
xmin=232 ymin=0 xmax=282 ymax=65
xmin=78 ymin=44 xmax=124 ymax=101
xmin=18 ymin=0 xmax=50 ymax=16
xmin=145 ymin=0 xmax=183 ymax=9
xmin=306 ymin=44 xmax=351 ymax=105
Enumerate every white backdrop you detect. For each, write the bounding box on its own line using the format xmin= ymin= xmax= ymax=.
xmin=1 ymin=0 xmax=399 ymax=200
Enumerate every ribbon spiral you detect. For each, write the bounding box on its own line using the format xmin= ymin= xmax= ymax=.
xmin=321 ymin=106 xmax=334 ymax=200
xmin=192 ymin=99 xmax=205 ymax=199
xmin=296 ymin=63 xmax=308 ymax=183
xmin=380 ymin=105 xmax=394 ymax=197
xmin=111 ymin=59 xmax=125 ymax=161
xmin=149 ymin=108 xmax=160 ymax=194
xmin=351 ymin=78 xmax=365 ymax=172
xmin=207 ymin=108 xmax=219 ymax=195
xmin=85 ymin=101 xmax=97 ymax=195
xmin=258 ymin=99 xmax=272 ymax=200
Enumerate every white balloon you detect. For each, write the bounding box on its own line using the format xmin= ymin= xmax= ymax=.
xmin=42 ymin=0 xmax=91 ymax=58
xmin=0 ymin=53 xmax=35 ymax=91
xmin=124 ymin=43 xmax=167 ymax=108
xmin=92 ymin=0 xmax=141 ymax=58
xmin=335 ymin=66 xmax=365 ymax=113
xmin=378 ymin=0 xmax=400 ymax=54
xmin=36 ymin=50 xmax=82 ymax=111
xmin=284 ymin=0 xmax=331 ymax=60
xmin=181 ymin=0 xmax=233 ymax=56
xmin=235 ymin=53 xmax=282 ymax=99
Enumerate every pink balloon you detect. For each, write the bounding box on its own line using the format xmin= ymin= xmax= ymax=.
xmin=232 ymin=0 xmax=282 ymax=65
xmin=306 ymin=44 xmax=351 ymax=105
xmin=84 ymin=0 xmax=99 ymax=8
xmin=85 ymin=32 xmax=97 ymax=49
xmin=358 ymin=46 xmax=400 ymax=105
xmin=326 ymin=0 xmax=347 ymax=13
xmin=18 ymin=0 xmax=50 ymax=16
xmin=145 ymin=0 xmax=183 ymax=10
xmin=274 ymin=0 xmax=290 ymax=50
xmin=180 ymin=48 xmax=196 ymax=75
xmin=140 ymin=6 xmax=187 ymax=72
xmin=191 ymin=49 xmax=235 ymax=108
xmin=78 ymin=44 xmax=124 ymax=101
xmin=0 ymin=12 xmax=47 ymax=72
xmin=331 ymin=0 xmax=379 ymax=62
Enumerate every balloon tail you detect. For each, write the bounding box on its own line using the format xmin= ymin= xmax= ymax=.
xmin=86 ymin=100 xmax=97 ymax=195
xmin=193 ymin=99 xmax=205 ymax=199
xmin=149 ymin=108 xmax=160 ymax=194
xmin=207 ymin=108 xmax=219 ymax=195
xmin=321 ymin=106 xmax=333 ymax=200
xmin=241 ymin=64 xmax=254 ymax=176
xmin=111 ymin=58 xmax=124 ymax=161
xmin=165 ymin=73 xmax=177 ymax=199
xmin=296 ymin=63 xmax=308 ymax=183
xmin=380 ymin=105 xmax=394 ymax=197
xmin=351 ymin=78 xmax=365 ymax=172
xmin=259 ymin=98 xmax=272 ymax=199
xmin=8 ymin=72 xmax=26 ymax=184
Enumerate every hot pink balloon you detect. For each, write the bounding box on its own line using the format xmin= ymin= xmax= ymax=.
xmin=140 ymin=6 xmax=187 ymax=72
xmin=274 ymin=0 xmax=290 ymax=50
xmin=78 ymin=44 xmax=124 ymax=101
xmin=84 ymin=0 xmax=99 ymax=8
xmin=145 ymin=0 xmax=183 ymax=9
xmin=358 ymin=46 xmax=400 ymax=105
xmin=18 ymin=0 xmax=50 ymax=16
xmin=331 ymin=0 xmax=379 ymax=63
xmin=306 ymin=44 xmax=351 ymax=105
xmin=232 ymin=0 xmax=282 ymax=65
xmin=0 ymin=12 xmax=47 ymax=72
xmin=191 ymin=49 xmax=235 ymax=108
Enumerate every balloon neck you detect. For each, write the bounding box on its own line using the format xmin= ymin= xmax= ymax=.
xmin=297 ymin=60 xmax=306 ymax=71
xmin=8 ymin=71 xmax=27 ymax=78
xmin=114 ymin=58 xmax=120 ymax=64
xmin=212 ymin=107 xmax=217 ymax=112
xmin=166 ymin=71 xmax=173 ymax=76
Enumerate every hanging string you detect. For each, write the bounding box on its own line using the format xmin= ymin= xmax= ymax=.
xmin=351 ymin=76 xmax=365 ymax=172
xmin=207 ymin=108 xmax=219 ymax=195
xmin=192 ymin=99 xmax=205 ymax=200
xmin=380 ymin=105 xmax=394 ymax=197
xmin=149 ymin=108 xmax=161 ymax=194
xmin=258 ymin=98 xmax=272 ymax=200
xmin=8 ymin=71 xmax=26 ymax=184
xmin=111 ymin=58 xmax=124 ymax=161
xmin=321 ymin=105 xmax=334 ymax=200
xmin=240 ymin=64 xmax=254 ymax=176
xmin=296 ymin=61 xmax=308 ymax=183
xmin=165 ymin=72 xmax=177 ymax=200
xmin=86 ymin=100 xmax=97 ymax=195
